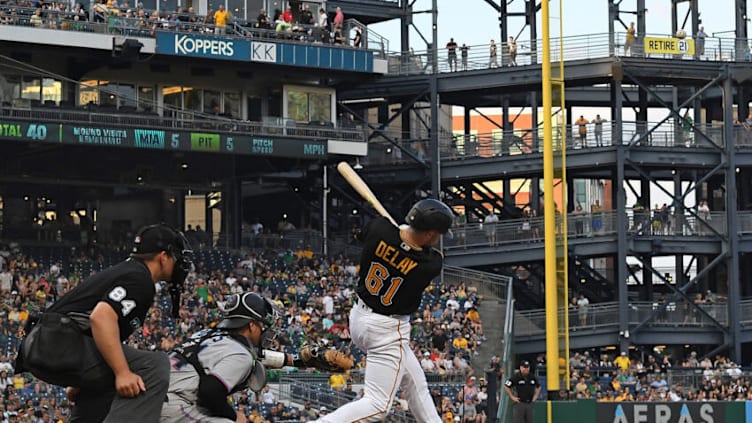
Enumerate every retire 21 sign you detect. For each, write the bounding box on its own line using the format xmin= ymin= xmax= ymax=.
xmin=644 ymin=37 xmax=695 ymax=55
xmin=156 ymin=32 xmax=250 ymax=61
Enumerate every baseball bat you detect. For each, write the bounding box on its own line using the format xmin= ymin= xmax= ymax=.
xmin=337 ymin=161 xmax=398 ymax=227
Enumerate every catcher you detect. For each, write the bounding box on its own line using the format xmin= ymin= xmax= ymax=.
xmin=161 ymin=292 xmax=352 ymax=423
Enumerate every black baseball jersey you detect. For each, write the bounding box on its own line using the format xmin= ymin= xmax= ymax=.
xmin=355 ymin=217 xmax=443 ymax=316
xmin=48 ymin=259 xmax=155 ymax=341
xmin=505 ymin=372 xmax=539 ymax=402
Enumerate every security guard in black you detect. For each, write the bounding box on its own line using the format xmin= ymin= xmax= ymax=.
xmin=504 ymin=360 xmax=541 ymax=423
xmin=356 ymin=217 xmax=443 ymax=316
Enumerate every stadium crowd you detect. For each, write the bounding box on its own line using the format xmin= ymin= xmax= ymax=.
xmin=0 ymin=0 xmax=362 ymax=48
xmin=544 ymin=349 xmax=752 ymax=403
xmin=0 ymin=235 xmax=487 ymax=422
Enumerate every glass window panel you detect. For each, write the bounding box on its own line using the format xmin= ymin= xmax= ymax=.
xmin=1 ymin=75 xmax=21 ymax=103
xmin=203 ymin=90 xmax=221 ymax=114
xmin=247 ymin=95 xmax=262 ymax=121
xmin=308 ymin=92 xmax=331 ymax=123
xmin=79 ymin=80 xmax=99 ymax=106
xmin=140 ymin=0 xmax=157 ymax=10
xmin=162 ymin=85 xmax=182 ymax=116
xmin=287 ymin=90 xmax=308 ymax=122
xmin=99 ymin=82 xmax=117 ymax=107
xmin=119 ymin=84 xmax=136 ymax=108
xmin=184 ymin=87 xmax=201 ymax=111
xmin=224 ymin=91 xmax=240 ymax=118
xmin=247 ymin=0 xmax=263 ymax=19
xmin=207 ymin=0 xmax=225 ymax=15
xmin=138 ymin=86 xmax=155 ymax=112
xmin=159 ymin=0 xmax=178 ymax=13
xmin=227 ymin=0 xmax=245 ymax=20
xmin=21 ymin=77 xmax=41 ymax=101
xmin=41 ymin=79 xmax=62 ymax=104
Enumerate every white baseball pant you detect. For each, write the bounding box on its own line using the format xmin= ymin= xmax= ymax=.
xmin=161 ymin=393 xmax=233 ymax=423
xmin=312 ymin=301 xmax=441 ymax=423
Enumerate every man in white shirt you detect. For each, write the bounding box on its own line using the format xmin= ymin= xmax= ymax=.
xmin=446 ymin=295 xmax=460 ymax=315
xmin=224 ymin=272 xmax=237 ymax=287
xmin=322 ymin=286 xmax=334 ymax=315
xmin=727 ymin=363 xmax=743 ymax=379
xmin=483 ymin=211 xmax=499 ymax=246
xmin=421 ymin=352 xmax=436 ymax=372
xmin=0 ymin=267 xmax=12 ymax=293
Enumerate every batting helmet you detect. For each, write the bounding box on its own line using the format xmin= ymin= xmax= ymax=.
xmin=405 ymin=199 xmax=454 ymax=234
xmin=217 ymin=292 xmax=279 ymax=329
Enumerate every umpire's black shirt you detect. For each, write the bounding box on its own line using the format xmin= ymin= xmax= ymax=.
xmin=48 ymin=259 xmax=154 ymax=341
xmin=505 ymin=371 xmax=539 ymax=403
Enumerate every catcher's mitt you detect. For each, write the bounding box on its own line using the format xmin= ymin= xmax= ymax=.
xmin=299 ymin=344 xmax=354 ymax=372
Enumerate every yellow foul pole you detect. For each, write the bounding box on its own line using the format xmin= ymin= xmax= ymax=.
xmin=555 ymin=0 xmax=570 ymax=392
xmin=541 ymin=0 xmax=560 ymax=396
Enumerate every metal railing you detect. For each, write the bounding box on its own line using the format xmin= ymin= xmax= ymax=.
xmin=363 ymin=120 xmax=740 ymax=165
xmin=0 ymin=105 xmax=367 ymax=142
xmin=740 ymin=298 xmax=752 ymax=327
xmin=444 ymin=209 xmax=728 ymax=252
xmin=343 ymin=18 xmax=389 ymax=56
xmin=0 ymin=6 xmax=385 ymax=53
xmin=444 ymin=211 xmax=619 ymax=251
xmin=498 ymin=281 xmax=515 ymax=423
xmin=515 ymin=300 xmax=730 ymax=337
xmin=666 ymin=368 xmax=752 ymax=392
xmin=388 ymin=32 xmax=752 ymax=75
xmin=442 ymin=265 xmax=511 ymax=299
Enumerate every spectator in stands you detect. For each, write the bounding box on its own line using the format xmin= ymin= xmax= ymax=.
xmin=329 ymin=371 xmax=346 ymax=391
xmin=576 ymin=292 xmax=590 ymax=326
xmin=213 ymin=4 xmax=228 ymax=35
xmin=614 ymin=351 xmax=630 ymax=371
xmin=453 ymin=350 xmax=473 ymax=377
xmin=317 ymin=7 xmax=328 ymax=30
xmin=575 ymin=115 xmax=589 ymax=147
xmin=30 ymin=9 xmax=43 ymax=27
xmin=489 ymin=39 xmax=499 ymax=68
xmin=301 ymin=401 xmax=317 ymax=420
xmin=300 ymin=4 xmax=313 ymax=24
xmin=333 ymin=25 xmax=345 ymax=45
xmin=483 ymin=209 xmax=499 ymax=246
xmin=333 ymin=6 xmax=344 ymax=28
xmin=507 ymin=36 xmax=518 ymax=66
xmin=281 ymin=5 xmax=293 ymax=23
xmin=624 ymin=22 xmax=636 ymax=56
xmin=255 ymin=8 xmax=269 ymax=29
xmin=353 ymin=26 xmax=362 ymax=48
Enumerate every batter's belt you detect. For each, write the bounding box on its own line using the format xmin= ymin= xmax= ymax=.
xmin=355 ymin=296 xmax=409 ymax=319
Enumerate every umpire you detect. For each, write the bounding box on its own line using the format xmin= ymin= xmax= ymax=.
xmin=504 ymin=360 xmax=541 ymax=423
xmin=16 ymin=224 xmax=192 ymax=423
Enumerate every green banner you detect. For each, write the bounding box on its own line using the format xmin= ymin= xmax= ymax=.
xmin=0 ymin=119 xmax=330 ymax=159
xmin=190 ymin=133 xmax=221 ymax=151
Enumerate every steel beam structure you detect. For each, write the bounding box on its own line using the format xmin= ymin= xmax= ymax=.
xmin=339 ymin=0 xmax=752 ymax=361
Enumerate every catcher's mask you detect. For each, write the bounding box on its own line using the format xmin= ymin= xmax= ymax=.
xmin=131 ymin=224 xmax=194 ymax=285
xmin=218 ymin=292 xmax=281 ymax=348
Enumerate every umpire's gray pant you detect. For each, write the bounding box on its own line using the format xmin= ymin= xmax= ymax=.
xmin=71 ymin=339 xmax=170 ymax=423
xmin=513 ymin=402 xmax=534 ymax=423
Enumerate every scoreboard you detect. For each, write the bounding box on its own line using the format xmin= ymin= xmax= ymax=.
xmin=0 ymin=119 xmax=328 ymax=159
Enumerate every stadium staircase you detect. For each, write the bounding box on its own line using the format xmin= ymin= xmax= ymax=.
xmin=443 ymin=267 xmax=511 ymax=376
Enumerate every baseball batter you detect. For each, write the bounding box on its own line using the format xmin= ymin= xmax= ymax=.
xmin=314 ymin=199 xmax=453 ymax=423
xmin=161 ymin=292 xmax=353 ymax=423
